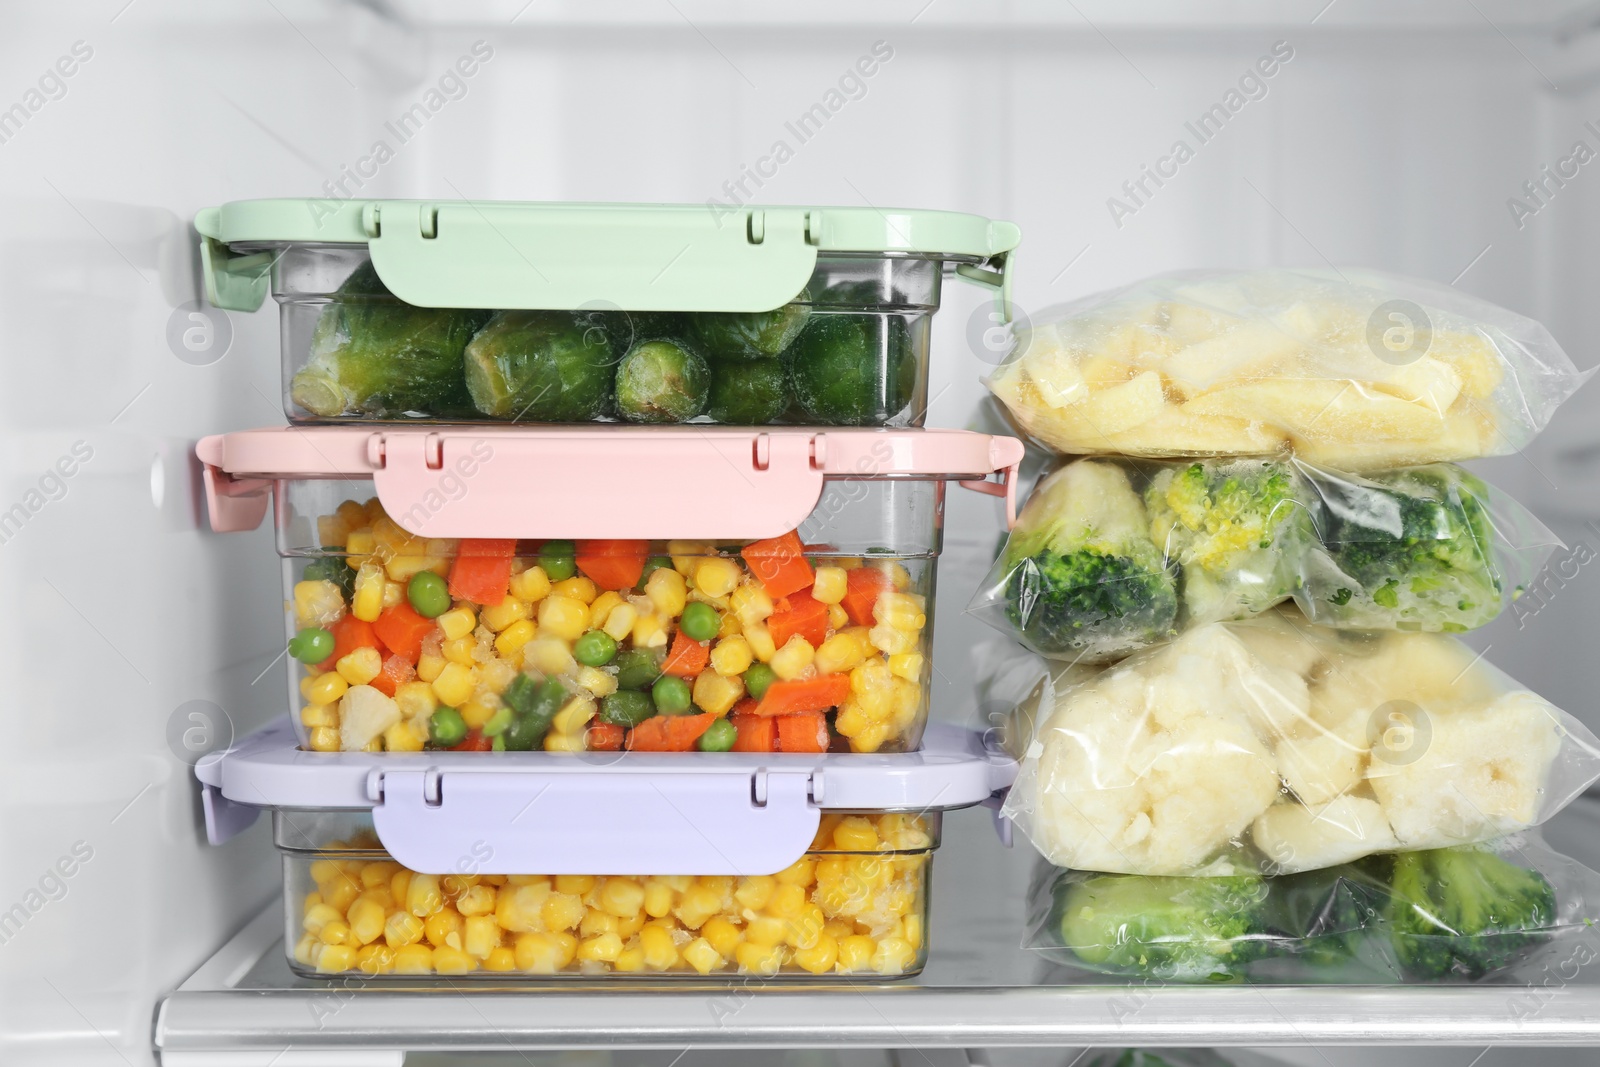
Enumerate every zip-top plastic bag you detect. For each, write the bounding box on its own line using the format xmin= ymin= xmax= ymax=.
xmin=970 ymin=456 xmax=1557 ymax=662
xmin=1029 ymin=831 xmax=1600 ymax=984
xmin=987 ymin=268 xmax=1589 ymax=469
xmin=999 ymin=609 xmax=1600 ymax=877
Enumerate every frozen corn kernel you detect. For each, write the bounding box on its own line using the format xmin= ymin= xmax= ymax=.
xmin=643 ymin=880 xmax=676 ymax=918
xmin=847 ymin=723 xmax=891 ymax=753
xmin=442 ymin=636 xmax=476 ymax=667
xmin=431 ymin=662 xmax=477 ymax=708
xmin=456 ymin=885 xmax=496 ymax=917
xmin=645 ymin=567 xmax=688 ymax=617
xmin=316 ymin=944 xmax=357 ymax=973
xmin=640 ymin=924 xmax=679 ymax=970
xmin=770 ymin=635 xmax=815 ymax=681
xmin=868 ymin=623 xmax=919 ymax=656
xmin=669 ymin=541 xmax=711 ymax=574
xmin=599 ymin=878 xmax=645 ymax=918
xmin=544 ymin=732 xmax=586 ymax=753
xmin=515 ymin=931 xmax=578 ymax=974
xmin=768 ymin=882 xmax=808 ymax=919
xmin=613 ymin=946 xmax=647 ymax=973
xmin=392 ymin=943 xmax=434 ymax=974
xmin=308 ymin=726 xmax=341 ymax=752
xmin=551 ymin=576 xmax=598 ymax=605
xmin=407 ymin=874 xmax=443 ymax=917
xmin=394 ymin=681 xmax=435 ymax=721
xmin=793 ymin=934 xmax=840 ymax=974
xmin=827 ymin=604 xmax=848 ymax=630
xmin=551 ymin=695 xmax=596 ymax=736
xmin=734 ymin=875 xmax=774 ymax=912
xmin=355 ymin=943 xmax=396 ymax=975
xmin=415 ymin=651 xmax=445 ymax=683
xmin=576 ymin=665 xmax=618 ymax=698
xmin=876 ymin=592 xmax=926 ymax=630
xmin=336 ymin=646 xmax=382 ymax=686
xmin=718 ymin=611 xmax=742 ymax=638
xmin=479 ymin=657 xmax=518 ymax=694
xmin=542 ymin=892 xmax=586 ymax=933
xmin=303 ymin=903 xmax=342 ymax=936
xmin=432 ymin=945 xmax=475 ymax=975
xmin=483 ymin=946 xmax=517 ymax=972
xmin=736 ymin=942 xmax=786 ymax=975
xmin=833 ymin=816 xmax=880 ymax=852
xmin=301 ymin=704 xmax=338 ymax=729
xmin=537 ymin=595 xmax=589 ymax=641
xmin=745 ymin=621 xmax=777 ymax=662
xmin=318 ymin=513 xmax=350 ymax=548
xmin=700 ymin=916 xmax=742 ymax=958
xmin=381 ymin=581 xmax=406 ymax=610
xmin=382 ymin=719 xmax=426 ymax=752
xmin=479 ymin=596 xmax=531 ymax=633
xmin=509 ymin=566 xmax=551 ymax=603
xmin=384 ymin=911 xmax=424 ymax=948
xmin=744 ymin=915 xmax=788 ymax=948
xmin=811 ymin=566 xmax=847 ymax=605
xmin=692 ymin=671 xmax=745 ymax=716
xmin=814 ymin=632 xmax=868 ymax=675
xmin=350 ymin=562 xmax=385 ymax=622
xmin=730 ymin=583 xmax=775 ymax=627
xmin=872 ymin=937 xmax=917 ymax=974
xmin=694 ymin=557 xmax=742 ymax=598
xmin=576 ymin=932 xmax=624 ymax=963
xmin=682 ymin=937 xmax=725 ymax=975
xmin=556 ymin=874 xmax=595 ymax=895
xmin=294 ymin=579 xmax=345 ymax=628
xmin=888 ymin=653 xmax=924 ymax=683
xmin=838 ymin=935 xmax=877 ymax=973
xmin=345 ymin=527 xmax=376 ymax=561
xmin=631 ymin=611 xmax=669 ymax=650
xmin=308 ymin=672 xmax=349 ymax=706
xmin=588 ymin=591 xmax=624 ymax=630
xmin=710 ymin=636 xmax=753 ymax=677
xmin=438 ymin=608 xmax=477 ymax=642
xmin=300 ymin=675 xmax=315 ymax=699
xmin=774 ymin=857 xmax=815 ymax=887
xmin=602 ymin=602 xmax=637 ymax=643
xmin=495 ymin=883 xmax=549 ymax=933
xmin=523 ymin=636 xmax=575 ymax=676
xmin=384 ymin=554 xmax=448 ymax=582
xmin=423 ymin=907 xmax=463 ymax=949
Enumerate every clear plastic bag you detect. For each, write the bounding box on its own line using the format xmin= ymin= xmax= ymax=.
xmin=970 ymin=456 xmax=1558 ymax=662
xmin=999 ymin=609 xmax=1600 ymax=876
xmin=1027 ymin=831 xmax=1600 ymax=984
xmin=987 ymin=268 xmax=1590 ymax=468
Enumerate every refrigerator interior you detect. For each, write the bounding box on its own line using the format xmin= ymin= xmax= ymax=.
xmin=5 ymin=2 xmax=1600 ymax=1064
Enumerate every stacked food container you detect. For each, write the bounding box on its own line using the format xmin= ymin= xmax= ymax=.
xmin=977 ymin=268 xmax=1600 ymax=983
xmin=191 ymin=199 xmax=1024 ymax=978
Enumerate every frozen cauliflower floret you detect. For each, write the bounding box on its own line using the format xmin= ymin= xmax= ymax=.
xmin=339 ymin=684 xmax=401 ymax=751
xmin=1252 ymin=795 xmax=1397 ymax=874
xmin=1275 ymin=714 xmax=1368 ymax=808
xmin=1027 ymin=625 xmax=1280 ymax=875
xmin=1367 ymin=690 xmax=1563 ymax=847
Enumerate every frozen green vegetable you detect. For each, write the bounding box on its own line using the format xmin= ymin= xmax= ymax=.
xmin=291 ymin=263 xmax=489 ymax=418
xmin=784 ymin=313 xmax=915 ymax=425
xmin=1307 ymin=465 xmax=1502 ymax=632
xmin=1056 ymin=873 xmax=1270 ymax=983
xmin=1387 ymin=847 xmax=1557 ymax=980
xmin=999 ymin=460 xmax=1178 ymax=658
xmin=689 ymin=297 xmax=810 ymax=362
xmin=1145 ymin=458 xmax=1310 ymax=624
xmin=615 ymin=339 xmax=711 ymax=423
xmin=463 ymin=310 xmax=616 ymax=421
xmin=706 ymin=359 xmax=789 ymax=424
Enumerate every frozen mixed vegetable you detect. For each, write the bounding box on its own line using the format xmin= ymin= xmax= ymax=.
xmin=987 ymin=268 xmax=1586 ymax=468
xmin=973 ymin=457 xmax=1550 ymax=660
xmin=291 ymin=813 xmax=932 ymax=977
xmin=1035 ymin=839 xmax=1577 ymax=983
xmin=1000 ymin=610 xmax=1600 ymax=877
xmin=289 ymin=498 xmax=929 ymax=755
xmin=290 ymin=263 xmax=490 ymax=419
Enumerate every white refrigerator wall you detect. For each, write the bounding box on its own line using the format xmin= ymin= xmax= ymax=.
xmin=2 ymin=4 xmax=1599 ymax=1064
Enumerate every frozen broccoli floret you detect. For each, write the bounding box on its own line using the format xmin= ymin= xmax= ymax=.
xmin=1144 ymin=459 xmax=1308 ymax=624
xmin=690 ymin=296 xmax=810 ymax=362
xmin=784 ymin=312 xmax=916 ymax=425
xmin=1261 ymin=857 xmax=1393 ymax=974
xmin=1314 ymin=465 xmax=1502 ymax=632
xmin=463 ymin=310 xmax=616 ymax=421
xmin=706 ymin=359 xmax=789 ymax=424
xmin=290 ymin=262 xmax=489 ymax=418
xmin=615 ymin=339 xmax=711 ymax=423
xmin=1387 ymin=847 xmax=1556 ymax=980
xmin=1000 ymin=461 xmax=1178 ymax=657
xmin=1057 ymin=872 xmax=1270 ymax=982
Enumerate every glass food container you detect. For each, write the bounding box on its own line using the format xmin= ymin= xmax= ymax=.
xmin=197 ymin=426 xmax=1024 ymax=756
xmin=278 ymin=808 xmax=940 ymax=979
xmin=195 ymin=199 xmax=1020 ymax=427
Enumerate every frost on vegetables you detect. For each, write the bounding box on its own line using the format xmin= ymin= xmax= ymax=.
xmin=974 ymin=456 xmax=1548 ymax=660
xmin=986 ymin=268 xmax=1586 ymax=469
xmin=290 ymin=262 xmax=490 ymax=419
xmin=288 ymin=499 xmax=929 ymax=755
xmin=1000 ymin=609 xmax=1599 ymax=877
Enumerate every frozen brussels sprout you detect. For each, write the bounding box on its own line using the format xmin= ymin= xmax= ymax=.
xmin=290 ymin=262 xmax=489 ymax=418
xmin=706 ymin=359 xmax=789 ymax=424
xmin=784 ymin=312 xmax=916 ymax=425
xmin=689 ymin=296 xmax=810 ymax=362
xmin=615 ymin=339 xmax=711 ymax=423
xmin=463 ymin=310 xmax=616 ymax=421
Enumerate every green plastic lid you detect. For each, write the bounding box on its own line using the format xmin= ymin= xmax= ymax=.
xmin=195 ymin=199 xmax=1020 ymax=314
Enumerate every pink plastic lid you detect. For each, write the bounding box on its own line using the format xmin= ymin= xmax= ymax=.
xmin=197 ymin=426 xmax=1024 ymax=540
